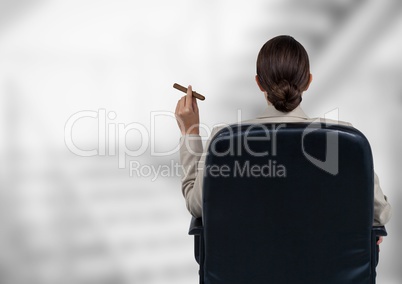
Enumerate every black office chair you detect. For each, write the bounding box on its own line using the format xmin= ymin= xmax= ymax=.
xmin=189 ymin=122 xmax=387 ymax=284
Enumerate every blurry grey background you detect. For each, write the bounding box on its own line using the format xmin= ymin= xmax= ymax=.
xmin=0 ymin=0 xmax=401 ymax=283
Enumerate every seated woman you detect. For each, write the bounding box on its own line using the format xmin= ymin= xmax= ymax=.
xmin=174 ymin=35 xmax=391 ymax=247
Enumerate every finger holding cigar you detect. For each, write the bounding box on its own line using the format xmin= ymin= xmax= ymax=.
xmin=174 ymin=84 xmax=200 ymax=135
xmin=173 ymin=83 xmax=205 ymax=101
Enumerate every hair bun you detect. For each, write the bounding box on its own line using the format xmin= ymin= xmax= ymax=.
xmin=268 ymin=80 xmax=302 ymax=112
xmin=256 ymin=35 xmax=310 ymax=112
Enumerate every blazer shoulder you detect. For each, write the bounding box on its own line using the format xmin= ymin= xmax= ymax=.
xmin=308 ymin=117 xmax=353 ymax=127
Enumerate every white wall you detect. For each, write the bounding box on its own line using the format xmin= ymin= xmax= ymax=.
xmin=0 ymin=0 xmax=401 ymax=283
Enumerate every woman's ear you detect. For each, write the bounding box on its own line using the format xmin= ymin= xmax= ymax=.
xmin=255 ymin=75 xmax=265 ymax=92
xmin=305 ymin=73 xmax=313 ymax=91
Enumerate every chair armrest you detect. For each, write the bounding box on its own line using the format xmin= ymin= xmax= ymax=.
xmin=189 ymin=217 xmax=203 ymax=235
xmin=372 ymin=226 xmax=388 ymax=237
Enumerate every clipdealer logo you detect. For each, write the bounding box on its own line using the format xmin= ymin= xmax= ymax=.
xmin=64 ymin=108 xmax=340 ymax=178
xmin=64 ymin=109 xmax=182 ymax=168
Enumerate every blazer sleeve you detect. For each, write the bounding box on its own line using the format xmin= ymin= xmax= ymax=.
xmin=373 ymin=171 xmax=392 ymax=226
xmin=179 ymin=127 xmax=221 ymax=218
xmin=341 ymin=121 xmax=392 ymax=226
xmin=179 ymin=134 xmax=204 ymax=217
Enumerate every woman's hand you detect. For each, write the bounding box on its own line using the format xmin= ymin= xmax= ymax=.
xmin=377 ymin=236 xmax=383 ymax=252
xmin=175 ymin=85 xmax=200 ymax=135
xmin=377 ymin=236 xmax=383 ymax=245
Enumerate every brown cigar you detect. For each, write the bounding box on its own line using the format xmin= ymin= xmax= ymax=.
xmin=173 ymin=83 xmax=205 ymax=101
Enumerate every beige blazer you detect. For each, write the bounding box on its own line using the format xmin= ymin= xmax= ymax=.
xmin=179 ymin=105 xmax=392 ymax=226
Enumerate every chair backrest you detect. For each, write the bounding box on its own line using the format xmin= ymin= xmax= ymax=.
xmin=202 ymin=122 xmax=374 ymax=284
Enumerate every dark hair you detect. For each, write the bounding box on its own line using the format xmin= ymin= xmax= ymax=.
xmin=256 ymin=35 xmax=310 ymax=112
